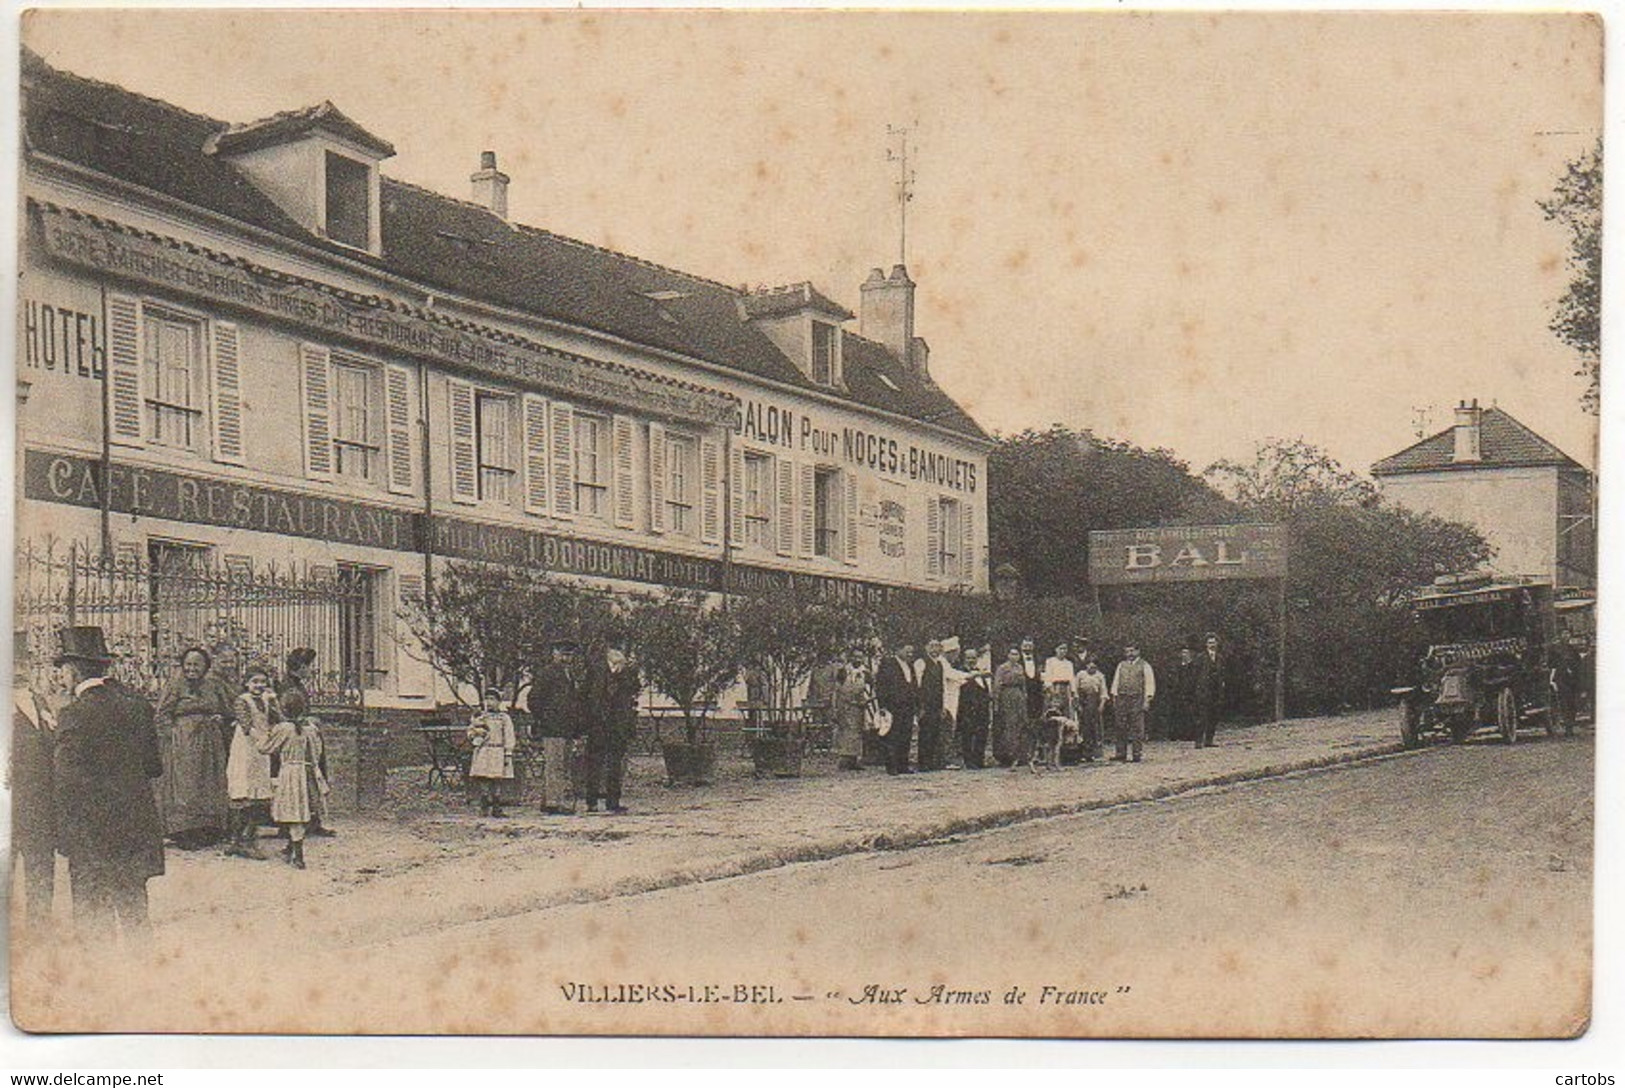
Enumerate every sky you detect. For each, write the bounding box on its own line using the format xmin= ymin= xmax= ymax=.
xmin=21 ymin=9 xmax=1603 ymax=474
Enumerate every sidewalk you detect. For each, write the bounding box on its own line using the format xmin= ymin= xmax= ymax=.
xmin=137 ymin=708 xmax=1403 ymax=957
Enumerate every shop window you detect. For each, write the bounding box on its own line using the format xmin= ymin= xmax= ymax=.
xmin=475 ymin=392 xmax=515 ymax=504
xmin=332 ymin=359 xmax=380 ymax=482
xmin=743 ymin=452 xmax=773 ymax=550
xmin=665 ymin=432 xmax=697 ymax=537
xmin=813 ymin=467 xmax=841 ymax=557
xmin=337 ymin=563 xmax=385 ymax=689
xmin=143 ymin=307 xmax=203 ymax=451
xmin=574 ymin=412 xmax=611 ymax=520
xmin=325 ymin=152 xmax=371 ymax=250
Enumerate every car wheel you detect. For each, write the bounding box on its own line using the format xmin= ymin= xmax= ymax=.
xmin=1497 ymin=687 xmax=1518 ymax=745
xmin=1401 ymin=702 xmax=1422 ymax=749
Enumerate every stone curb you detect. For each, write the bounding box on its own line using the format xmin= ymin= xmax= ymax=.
xmin=354 ymin=736 xmax=1409 ymax=953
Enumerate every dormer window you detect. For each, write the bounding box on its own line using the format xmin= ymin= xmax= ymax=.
xmin=207 ymin=100 xmax=394 ymax=257
xmin=324 ymin=152 xmax=372 ymax=250
xmin=811 ymin=322 xmax=839 ymax=386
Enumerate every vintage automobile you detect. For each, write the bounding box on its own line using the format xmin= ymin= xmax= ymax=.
xmin=1392 ymin=572 xmax=1575 ymax=748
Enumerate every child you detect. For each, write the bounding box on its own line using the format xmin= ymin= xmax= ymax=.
xmin=251 ymin=695 xmax=330 ymax=869
xmin=468 ymin=687 xmax=517 ymax=817
xmin=224 ymin=665 xmax=278 ymax=860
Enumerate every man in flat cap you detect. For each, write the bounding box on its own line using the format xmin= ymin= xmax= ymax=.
xmin=50 ymin=626 xmax=164 ymax=944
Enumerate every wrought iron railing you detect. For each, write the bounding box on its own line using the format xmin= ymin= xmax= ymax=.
xmin=14 ymin=537 xmax=367 ymax=706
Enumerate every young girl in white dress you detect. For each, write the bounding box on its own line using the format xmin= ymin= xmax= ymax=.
xmin=225 ymin=665 xmax=278 ymax=860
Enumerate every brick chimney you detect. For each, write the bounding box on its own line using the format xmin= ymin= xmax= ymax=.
xmin=470 ymin=150 xmax=510 ymax=219
xmin=861 ymin=264 xmax=922 ymax=376
xmin=1452 ymin=399 xmax=1484 ymax=463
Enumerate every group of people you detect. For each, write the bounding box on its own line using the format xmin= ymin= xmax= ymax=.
xmin=832 ymin=633 xmax=1229 ymax=776
xmin=10 ymin=625 xmax=337 ymax=946
xmin=463 ymin=639 xmax=641 ymax=818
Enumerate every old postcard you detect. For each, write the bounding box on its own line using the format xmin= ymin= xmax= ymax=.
xmin=7 ymin=9 xmax=1601 ymax=1037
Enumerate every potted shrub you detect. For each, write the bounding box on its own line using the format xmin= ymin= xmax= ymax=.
xmin=733 ymin=588 xmax=856 ymax=778
xmin=626 ymin=589 xmax=740 ymax=787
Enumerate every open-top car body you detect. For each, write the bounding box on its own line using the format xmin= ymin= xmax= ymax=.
xmin=1393 ymin=572 xmax=1576 ymax=748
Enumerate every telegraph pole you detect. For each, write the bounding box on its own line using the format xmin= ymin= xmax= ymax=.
xmin=886 ymin=123 xmax=917 ymax=266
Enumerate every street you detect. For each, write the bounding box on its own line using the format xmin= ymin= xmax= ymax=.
xmin=16 ymin=728 xmax=1589 ymax=1037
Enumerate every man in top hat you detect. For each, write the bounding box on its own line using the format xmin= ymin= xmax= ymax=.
xmin=528 ymin=639 xmax=585 ymax=814
xmin=11 ymin=630 xmax=58 ymax=927
xmin=49 ymin=626 xmax=165 ymax=943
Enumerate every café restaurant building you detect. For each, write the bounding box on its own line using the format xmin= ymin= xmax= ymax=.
xmin=16 ymin=51 xmax=991 ymax=711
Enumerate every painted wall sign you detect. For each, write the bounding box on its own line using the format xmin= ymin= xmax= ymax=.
xmin=737 ymin=396 xmax=980 ymax=494
xmin=27 ymin=449 xmax=420 ymax=552
xmin=1087 ymin=524 xmax=1288 ymax=585
xmin=20 ymin=298 xmax=105 ymax=379
xmin=26 ymin=450 xmax=937 ymax=610
xmin=32 ymin=203 xmax=736 ymax=427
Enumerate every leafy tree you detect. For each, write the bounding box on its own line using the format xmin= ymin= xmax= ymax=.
xmin=731 ymin=587 xmax=860 ymax=709
xmin=1204 ymin=440 xmax=1492 ymax=714
xmin=1204 ymin=437 xmax=1378 ymax=515
xmin=400 ymin=562 xmax=623 ymax=706
xmin=988 ymin=425 xmax=1233 ymax=595
xmin=1540 ymin=139 xmax=1601 ymax=414
xmin=624 ymin=588 xmax=741 ymax=745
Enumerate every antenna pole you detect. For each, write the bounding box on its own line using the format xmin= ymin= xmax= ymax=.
xmin=887 ymin=123 xmax=916 ymax=267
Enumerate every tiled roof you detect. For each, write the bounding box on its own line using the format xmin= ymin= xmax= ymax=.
xmin=206 ymin=101 xmax=396 ymax=159
xmin=21 ymin=49 xmax=988 ymax=443
xmin=740 ymin=282 xmax=856 ymax=321
xmin=1371 ymin=407 xmax=1585 ymax=475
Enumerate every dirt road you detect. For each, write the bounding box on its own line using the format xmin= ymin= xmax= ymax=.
xmin=14 ymin=734 xmax=1592 ymax=1037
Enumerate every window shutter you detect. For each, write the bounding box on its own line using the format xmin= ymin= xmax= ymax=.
xmin=925 ymin=496 xmax=942 ymax=580
xmin=728 ymin=444 xmax=745 ymax=549
xmin=799 ymin=463 xmax=816 ymax=558
xmin=107 ymin=293 xmax=143 ymax=446
xmin=300 ymin=343 xmax=334 ymax=479
xmin=844 ymin=471 xmax=860 ymax=566
xmin=613 ymin=415 xmax=637 ymax=528
xmin=775 ymin=459 xmax=795 ymax=556
xmin=521 ymin=393 xmax=550 ymax=516
xmin=648 ymin=422 xmax=667 ymax=534
xmin=961 ymin=502 xmax=976 ymax=585
xmin=700 ymin=437 xmax=722 ymax=546
xmin=383 ymin=364 xmax=414 ymax=494
xmin=447 ymin=378 xmax=477 ymax=505
xmin=549 ymin=401 xmax=575 ymax=520
xmin=209 ymin=321 xmax=245 ymax=465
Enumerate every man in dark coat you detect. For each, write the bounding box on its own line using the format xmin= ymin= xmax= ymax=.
xmin=1018 ymin=638 xmax=1045 ymax=724
xmin=528 ymin=641 xmax=585 ymax=814
xmin=50 ymin=626 xmax=164 ymax=943
xmin=1194 ymin=633 xmax=1227 ymax=748
xmin=873 ymin=642 xmax=919 ymax=775
xmin=1167 ymin=647 xmax=1199 ymax=741
xmin=583 ymin=643 xmax=641 ymax=814
xmin=11 ymin=631 xmax=57 ymax=927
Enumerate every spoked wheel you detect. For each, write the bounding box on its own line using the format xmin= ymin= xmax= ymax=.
xmin=1400 ymin=702 xmax=1423 ymax=749
xmin=1497 ymin=687 xmax=1519 ymax=745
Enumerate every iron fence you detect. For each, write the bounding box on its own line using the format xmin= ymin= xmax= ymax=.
xmin=15 ymin=537 xmax=367 ymax=706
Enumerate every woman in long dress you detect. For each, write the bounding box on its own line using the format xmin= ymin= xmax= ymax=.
xmin=155 ymin=646 xmax=233 ymax=849
xmin=832 ymin=657 xmax=870 ymax=771
xmin=991 ymin=647 xmax=1033 ymax=770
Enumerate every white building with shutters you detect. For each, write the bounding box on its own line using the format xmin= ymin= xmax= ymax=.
xmin=16 ymin=52 xmax=992 ymax=712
